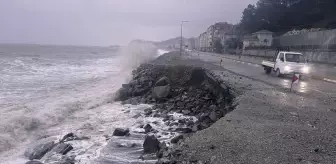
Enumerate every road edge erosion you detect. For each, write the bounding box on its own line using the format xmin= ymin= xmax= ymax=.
xmin=113 ymin=52 xmax=239 ymax=163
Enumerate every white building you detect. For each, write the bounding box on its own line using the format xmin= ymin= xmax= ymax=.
xmin=187 ymin=38 xmax=196 ymax=50
xmin=203 ymin=22 xmax=236 ymax=51
xmin=214 ymin=23 xmax=235 ymax=45
xmin=254 ymin=30 xmax=273 ymax=46
xmin=206 ymin=25 xmax=214 ymax=49
xmin=195 ymin=37 xmax=200 ymax=50
xmin=196 ymin=22 xmax=237 ymax=51
xmin=199 ymin=32 xmax=207 ymax=50
xmin=243 ymin=30 xmax=273 ymax=49
xmin=219 ymin=31 xmax=238 ymax=46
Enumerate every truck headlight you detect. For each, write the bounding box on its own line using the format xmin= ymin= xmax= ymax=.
xmin=302 ymin=66 xmax=310 ymax=73
xmin=284 ymin=66 xmax=291 ymax=72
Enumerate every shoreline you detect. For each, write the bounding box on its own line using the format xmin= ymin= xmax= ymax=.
xmin=20 ymin=51 xmax=336 ymax=164
xmin=20 ymin=51 xmax=236 ymax=164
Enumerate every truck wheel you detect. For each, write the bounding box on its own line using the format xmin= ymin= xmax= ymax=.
xmin=275 ymin=68 xmax=281 ymax=77
xmin=265 ymin=67 xmax=271 ymax=74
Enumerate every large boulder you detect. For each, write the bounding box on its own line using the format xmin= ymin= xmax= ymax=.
xmin=209 ymin=111 xmax=218 ymax=122
xmin=182 ymin=110 xmax=191 ymax=115
xmin=155 ymin=76 xmax=170 ymax=86
xmin=144 ymin=108 xmax=153 ymax=116
xmin=113 ymin=128 xmax=130 ymax=136
xmin=152 ymin=85 xmax=171 ymax=99
xmin=122 ymin=84 xmax=131 ymax=88
xmin=144 ymin=124 xmax=153 ymax=134
xmin=171 ymin=135 xmax=184 ymax=144
xmin=143 ymin=135 xmax=160 ymax=154
xmin=60 ymin=133 xmax=81 ymax=142
xmin=25 ymin=141 xmax=56 ymax=160
xmin=52 ymin=143 xmax=73 ymax=155
xmin=25 ymin=161 xmax=43 ymax=164
xmin=132 ymin=87 xmax=150 ymax=97
xmin=175 ymin=127 xmax=193 ymax=133
xmin=114 ymin=88 xmax=129 ymax=101
xmin=192 ymin=123 xmax=200 ymax=132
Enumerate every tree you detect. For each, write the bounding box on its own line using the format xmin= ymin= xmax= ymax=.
xmin=240 ymin=0 xmax=336 ymax=33
xmin=240 ymin=4 xmax=258 ymax=33
xmin=214 ymin=39 xmax=223 ymax=53
xmin=225 ymin=38 xmax=243 ymax=49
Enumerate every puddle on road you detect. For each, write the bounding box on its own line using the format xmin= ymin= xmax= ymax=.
xmin=298 ymin=82 xmax=308 ymax=93
xmin=280 ymin=79 xmax=308 ymax=93
xmin=281 ymin=79 xmax=291 ymax=88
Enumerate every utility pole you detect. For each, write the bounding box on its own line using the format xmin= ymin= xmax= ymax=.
xmin=180 ymin=21 xmax=189 ymax=56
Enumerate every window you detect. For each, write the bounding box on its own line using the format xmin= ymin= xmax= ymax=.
xmin=285 ymin=53 xmax=306 ymax=63
xmin=279 ymin=53 xmax=284 ymax=60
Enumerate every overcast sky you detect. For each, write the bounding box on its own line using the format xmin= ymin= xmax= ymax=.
xmin=0 ymin=0 xmax=257 ymax=46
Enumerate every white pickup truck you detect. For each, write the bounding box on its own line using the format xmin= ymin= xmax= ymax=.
xmin=261 ymin=51 xmax=310 ymax=77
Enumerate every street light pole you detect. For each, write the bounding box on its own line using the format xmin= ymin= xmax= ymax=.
xmin=180 ymin=21 xmax=189 ymax=56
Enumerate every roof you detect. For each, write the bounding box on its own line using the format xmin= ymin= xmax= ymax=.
xmin=253 ymin=30 xmax=273 ymax=34
xmin=279 ymin=51 xmax=303 ymax=55
xmin=243 ymin=35 xmax=259 ymax=41
xmin=211 ymin=22 xmax=234 ymax=31
xmin=214 ymin=22 xmax=232 ymax=27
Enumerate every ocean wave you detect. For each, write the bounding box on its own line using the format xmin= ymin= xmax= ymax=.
xmin=0 ymin=43 xmax=163 ymax=163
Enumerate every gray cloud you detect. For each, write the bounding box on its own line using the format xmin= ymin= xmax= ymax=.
xmin=0 ymin=0 xmax=257 ymax=46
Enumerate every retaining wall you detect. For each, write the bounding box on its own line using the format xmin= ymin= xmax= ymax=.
xmin=242 ymin=49 xmax=336 ymax=64
xmin=273 ymin=29 xmax=336 ymax=48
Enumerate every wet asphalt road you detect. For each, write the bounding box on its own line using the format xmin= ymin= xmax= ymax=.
xmin=189 ymin=51 xmax=336 ymax=99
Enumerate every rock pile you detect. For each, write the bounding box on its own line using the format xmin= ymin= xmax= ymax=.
xmin=115 ymin=64 xmax=235 ymax=132
xmin=114 ymin=63 xmax=236 ymax=163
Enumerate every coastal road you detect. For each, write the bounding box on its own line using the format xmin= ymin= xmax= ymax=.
xmin=189 ymin=51 xmax=336 ymax=99
xmin=168 ymin=51 xmax=336 ymax=164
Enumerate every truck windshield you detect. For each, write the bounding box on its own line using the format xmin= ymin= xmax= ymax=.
xmin=286 ymin=53 xmax=306 ymax=63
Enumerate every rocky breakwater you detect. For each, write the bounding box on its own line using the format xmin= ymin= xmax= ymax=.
xmin=115 ymin=63 xmax=237 ymax=163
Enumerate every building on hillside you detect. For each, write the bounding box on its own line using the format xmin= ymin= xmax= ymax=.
xmin=243 ymin=30 xmax=273 ymax=49
xmin=254 ymin=30 xmax=273 ymax=46
xmin=219 ymin=30 xmax=238 ymax=46
xmin=195 ymin=37 xmax=200 ymax=50
xmin=187 ymin=38 xmax=196 ymax=50
xmin=199 ymin=32 xmax=207 ymax=51
xmin=206 ymin=25 xmax=214 ymax=51
xmin=243 ymin=35 xmax=259 ymax=49
xmin=213 ymin=22 xmax=236 ymax=45
xmin=202 ymin=22 xmax=236 ymax=51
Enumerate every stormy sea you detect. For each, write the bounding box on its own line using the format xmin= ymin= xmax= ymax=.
xmin=0 ymin=43 xmax=170 ymax=163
